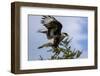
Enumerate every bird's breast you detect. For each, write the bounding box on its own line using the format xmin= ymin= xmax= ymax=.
xmin=48 ymin=38 xmax=54 ymax=44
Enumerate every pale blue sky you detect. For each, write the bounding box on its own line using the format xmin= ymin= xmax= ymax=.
xmin=28 ymin=15 xmax=88 ymax=60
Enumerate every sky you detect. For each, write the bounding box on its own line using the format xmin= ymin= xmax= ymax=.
xmin=28 ymin=15 xmax=88 ymax=60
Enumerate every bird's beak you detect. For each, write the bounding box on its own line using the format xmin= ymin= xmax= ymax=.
xmin=64 ymin=33 xmax=69 ymax=36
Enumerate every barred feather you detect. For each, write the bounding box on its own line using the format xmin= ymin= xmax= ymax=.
xmin=41 ymin=15 xmax=56 ymax=24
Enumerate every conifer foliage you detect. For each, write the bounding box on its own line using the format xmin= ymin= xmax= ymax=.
xmin=39 ymin=37 xmax=82 ymax=60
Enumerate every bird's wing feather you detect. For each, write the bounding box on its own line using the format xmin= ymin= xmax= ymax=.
xmin=41 ymin=15 xmax=56 ymax=25
xmin=38 ymin=42 xmax=53 ymax=49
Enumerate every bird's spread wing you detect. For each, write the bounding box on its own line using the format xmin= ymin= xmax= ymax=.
xmin=38 ymin=38 xmax=54 ymax=49
xmin=38 ymin=28 xmax=47 ymax=33
xmin=41 ymin=15 xmax=62 ymax=39
xmin=38 ymin=43 xmax=53 ymax=49
xmin=39 ymin=15 xmax=64 ymax=48
xmin=41 ymin=16 xmax=56 ymax=25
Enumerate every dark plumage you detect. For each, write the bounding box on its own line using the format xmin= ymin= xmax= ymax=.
xmin=41 ymin=16 xmax=62 ymax=39
xmin=38 ymin=15 xmax=68 ymax=49
xmin=53 ymin=33 xmax=68 ymax=48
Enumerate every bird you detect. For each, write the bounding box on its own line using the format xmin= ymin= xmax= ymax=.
xmin=38 ymin=15 xmax=68 ymax=49
xmin=41 ymin=15 xmax=62 ymax=39
xmin=38 ymin=32 xmax=68 ymax=49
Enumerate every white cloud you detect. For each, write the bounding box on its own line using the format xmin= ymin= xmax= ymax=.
xmin=57 ymin=16 xmax=88 ymax=51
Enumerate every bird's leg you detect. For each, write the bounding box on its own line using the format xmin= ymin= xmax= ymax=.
xmin=51 ymin=47 xmax=61 ymax=59
xmin=51 ymin=52 xmax=59 ymax=59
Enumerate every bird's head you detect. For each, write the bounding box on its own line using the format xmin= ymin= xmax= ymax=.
xmin=60 ymin=32 xmax=69 ymax=42
xmin=61 ymin=32 xmax=69 ymax=38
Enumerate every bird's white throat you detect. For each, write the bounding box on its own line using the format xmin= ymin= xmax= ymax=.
xmin=48 ymin=38 xmax=54 ymax=44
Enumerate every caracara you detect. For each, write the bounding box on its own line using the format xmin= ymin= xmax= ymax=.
xmin=38 ymin=15 xmax=68 ymax=49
